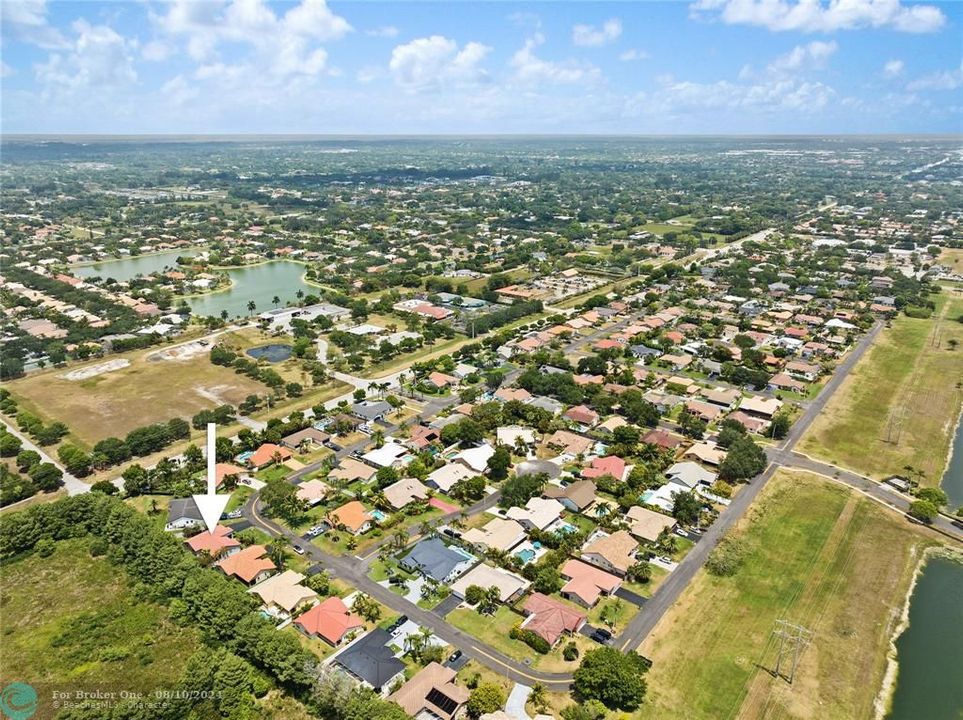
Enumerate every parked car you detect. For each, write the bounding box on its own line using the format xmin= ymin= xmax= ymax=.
xmin=293 ymin=545 xmax=305 ymax=555
xmin=590 ymin=628 xmax=613 ymax=644
xmin=674 ymin=528 xmax=688 ymax=538
xmin=448 ymin=650 xmax=463 ymax=664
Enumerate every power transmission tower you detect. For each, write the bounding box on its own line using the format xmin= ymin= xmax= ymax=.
xmin=771 ymin=620 xmax=814 ymax=684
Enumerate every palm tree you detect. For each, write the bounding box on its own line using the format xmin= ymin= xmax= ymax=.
xmin=296 ymin=289 xmax=305 ymax=304
xmin=220 ymin=309 xmax=229 ymax=321
xmin=272 ymin=295 xmax=280 ymax=308
xmin=371 ymin=429 xmax=385 ymax=448
xmin=268 ymin=537 xmax=288 ymax=569
xmin=529 ymin=684 xmax=548 ymax=713
xmin=247 ymin=300 xmax=256 ymax=315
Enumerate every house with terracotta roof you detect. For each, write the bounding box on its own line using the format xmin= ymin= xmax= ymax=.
xmin=295 ymin=595 xmax=365 ymax=646
xmin=520 ymin=593 xmax=587 ymax=647
xmin=328 ymin=501 xmax=373 ymax=535
xmin=250 ymin=570 xmax=318 ymax=618
xmin=216 ymin=544 xmax=276 ymax=586
xmin=564 ymin=405 xmax=599 ymax=429
xmin=214 ymin=462 xmax=248 ymax=488
xmin=580 ymin=530 xmax=639 ymax=577
xmin=560 ymin=558 xmax=622 ymax=607
xmin=582 ymin=455 xmax=627 ymax=482
xmin=248 ymin=443 xmax=292 ymax=470
xmin=406 ymin=425 xmax=441 ymax=451
xmin=426 ymin=371 xmax=459 ymax=390
xmin=768 ymin=372 xmax=806 ymax=393
xmin=296 ymin=478 xmax=332 ymax=506
xmin=185 ymin=525 xmax=240 ymax=558
xmin=494 ymin=387 xmax=532 ymax=403
xmin=388 ymin=662 xmax=469 ymax=720
xmin=641 ymin=429 xmax=684 ymax=451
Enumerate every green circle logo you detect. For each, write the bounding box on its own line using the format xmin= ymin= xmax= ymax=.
xmin=0 ymin=683 xmax=37 ymax=720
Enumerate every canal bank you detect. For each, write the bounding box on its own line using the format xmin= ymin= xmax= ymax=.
xmin=876 ymin=549 xmax=963 ymax=720
xmin=72 ymin=247 xmax=197 ymax=281
xmin=940 ymin=408 xmax=963 ymax=512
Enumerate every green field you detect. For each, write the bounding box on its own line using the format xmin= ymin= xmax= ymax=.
xmin=799 ymin=293 xmax=963 ymax=484
xmin=636 ymin=470 xmax=939 ymax=720
xmin=0 ymin=538 xmax=201 ymax=719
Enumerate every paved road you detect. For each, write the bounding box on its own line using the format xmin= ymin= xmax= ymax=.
xmin=1 ymin=419 xmax=89 ymax=496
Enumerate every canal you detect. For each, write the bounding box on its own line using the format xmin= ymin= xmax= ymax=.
xmin=940 ymin=411 xmax=963 ymax=511
xmin=886 ymin=555 xmax=963 ymax=720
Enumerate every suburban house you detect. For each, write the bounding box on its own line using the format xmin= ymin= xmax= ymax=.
xmin=329 ymin=457 xmax=378 ymax=484
xmin=216 ymin=544 xmax=276 ymax=586
xmin=214 ymin=462 xmax=249 ymax=488
xmin=452 ymin=443 xmax=496 ymax=474
xmin=281 ymin=427 xmax=331 ymax=451
xmin=580 ymin=530 xmax=639 ymax=577
xmin=426 ymin=371 xmax=459 ymax=390
xmin=739 ymin=395 xmax=783 ymax=418
xmin=450 ymin=563 xmax=531 ymax=604
xmin=165 ymin=497 xmax=203 ymax=531
xmin=665 ymin=461 xmax=717 ymax=489
xmin=542 ymin=480 xmax=596 ymax=513
xmin=382 ymin=476 xmax=429 ymax=510
xmin=248 ymin=443 xmax=292 ymax=470
xmin=387 ymin=662 xmax=469 ymax=720
xmin=406 ymin=425 xmax=441 ymax=451
xmin=496 ymin=425 xmax=537 ymax=448
xmin=494 ymin=387 xmax=532 ymax=403
xmin=684 ymin=399 xmax=723 ymax=423
xmin=295 ymin=595 xmax=365 ymax=646
xmin=250 ymin=570 xmax=318 ymax=619
xmin=641 ymin=429 xmax=685 ymax=451
xmin=461 ymin=517 xmax=527 ymax=554
xmin=425 ymin=461 xmax=476 ymax=493
xmin=296 ymin=478 xmax=332 ymax=506
xmin=582 ymin=456 xmax=627 ymax=482
xmin=328 ymin=501 xmax=373 ymax=535
xmin=684 ymin=443 xmax=727 ymax=467
xmin=506 ymin=497 xmax=565 ymax=531
xmin=626 ymin=505 xmax=678 ymax=543
xmin=331 ymin=628 xmax=406 ymax=696
xmin=400 ymin=537 xmax=471 ymax=583
xmin=545 ymin=430 xmax=594 ymax=456
xmin=520 ymin=592 xmax=587 ymax=647
xmin=559 ymin=558 xmax=622 ymax=608
xmin=564 ymin=405 xmax=600 ymax=429
xmin=185 ymin=525 xmax=240 ymax=558
xmin=362 ymin=441 xmax=409 ymax=468
xmin=351 ymin=400 xmax=392 ymax=423
xmin=768 ymin=372 xmax=806 ymax=393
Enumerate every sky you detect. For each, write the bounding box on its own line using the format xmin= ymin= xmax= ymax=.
xmin=1 ymin=0 xmax=961 ymax=135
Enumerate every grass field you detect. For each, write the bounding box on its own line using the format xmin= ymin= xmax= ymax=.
xmin=0 ymin=538 xmax=201 ymax=719
xmin=798 ymin=292 xmax=963 ymax=484
xmin=635 ymin=470 xmax=939 ymax=720
xmin=5 ymin=343 xmax=266 ymax=447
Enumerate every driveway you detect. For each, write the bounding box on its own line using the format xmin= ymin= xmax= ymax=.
xmin=432 ymin=593 xmax=463 ymax=618
xmin=1 ymin=419 xmax=88 ymax=495
xmin=505 ymin=684 xmax=532 ymax=720
xmin=614 ymin=586 xmax=648 ymax=607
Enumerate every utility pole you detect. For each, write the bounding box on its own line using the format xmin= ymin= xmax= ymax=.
xmin=771 ymin=620 xmax=814 ymax=684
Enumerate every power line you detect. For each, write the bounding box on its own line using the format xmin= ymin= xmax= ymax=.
xmin=770 ymin=620 xmax=814 ymax=684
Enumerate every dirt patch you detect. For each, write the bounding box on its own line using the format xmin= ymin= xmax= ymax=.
xmin=59 ymin=359 xmax=130 ymax=380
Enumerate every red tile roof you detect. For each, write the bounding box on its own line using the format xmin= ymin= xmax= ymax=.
xmin=294 ymin=596 xmax=365 ymax=645
xmin=522 ymin=593 xmax=586 ymax=646
xmin=185 ymin=525 xmax=240 ymax=556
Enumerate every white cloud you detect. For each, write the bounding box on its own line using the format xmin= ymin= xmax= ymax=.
xmin=511 ymin=33 xmax=602 ymax=84
xmin=1 ymin=0 xmax=67 ymax=48
xmin=907 ymin=60 xmax=963 ymax=91
xmin=690 ymin=0 xmax=946 ymax=33
xmin=572 ymin=18 xmax=622 ymax=47
xmin=619 ymin=49 xmax=649 ymax=62
xmin=161 ymin=74 xmax=199 ymax=105
xmin=35 ymin=19 xmax=137 ymax=91
xmin=366 ymin=26 xmax=399 ymax=38
xmin=389 ymin=36 xmax=491 ymax=91
xmin=1 ymin=62 xmax=14 ymax=78
xmin=142 ymin=40 xmax=173 ymax=62
xmin=768 ymin=40 xmax=837 ymax=74
xmin=882 ymin=59 xmax=904 ymax=78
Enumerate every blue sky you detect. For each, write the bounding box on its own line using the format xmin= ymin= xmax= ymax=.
xmin=1 ymin=0 xmax=961 ymax=134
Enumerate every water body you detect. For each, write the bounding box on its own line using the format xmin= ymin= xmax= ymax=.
xmin=72 ymin=248 xmax=189 ymax=281
xmin=940 ymin=411 xmax=963 ymax=510
xmin=246 ymin=344 xmax=293 ymax=363
xmin=886 ymin=556 xmax=963 ymax=720
xmin=185 ymin=261 xmax=314 ymax=318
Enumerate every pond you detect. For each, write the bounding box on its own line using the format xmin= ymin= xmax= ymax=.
xmin=72 ymin=248 xmax=191 ymax=281
xmin=939 ymin=410 xmax=963 ymax=511
xmin=185 ymin=261 xmax=315 ymax=319
xmin=885 ymin=556 xmax=963 ymax=720
xmin=246 ymin=344 xmax=293 ymax=363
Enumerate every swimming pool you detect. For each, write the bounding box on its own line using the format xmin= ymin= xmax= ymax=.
xmin=555 ymin=522 xmax=577 ymax=535
xmin=516 ymin=548 xmax=536 ymax=563
xmin=640 ymin=490 xmax=656 ymax=503
xmin=370 ymin=509 xmax=387 ymax=522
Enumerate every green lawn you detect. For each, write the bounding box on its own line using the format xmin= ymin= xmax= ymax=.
xmin=256 ymin=465 xmax=291 ymax=483
xmin=447 ymin=605 xmax=537 ymax=663
xmin=588 ymin=596 xmax=640 ymax=635
xmin=799 ymin=293 xmax=963 ymax=484
xmin=636 ymin=470 xmax=939 ymax=720
xmin=0 ymin=538 xmax=201 ymax=716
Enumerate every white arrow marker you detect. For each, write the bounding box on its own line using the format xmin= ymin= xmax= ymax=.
xmin=192 ymin=423 xmax=230 ymax=534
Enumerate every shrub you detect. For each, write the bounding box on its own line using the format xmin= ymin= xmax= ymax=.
xmin=706 ymin=534 xmax=749 ymax=577
xmin=563 ymin=642 xmax=580 ymax=661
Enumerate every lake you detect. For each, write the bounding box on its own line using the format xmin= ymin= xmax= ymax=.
xmin=940 ymin=411 xmax=963 ymax=510
xmin=73 ymin=248 xmax=189 ymax=281
xmin=246 ymin=344 xmax=293 ymax=363
xmin=886 ymin=556 xmax=963 ymax=720
xmin=185 ymin=261 xmax=315 ymax=318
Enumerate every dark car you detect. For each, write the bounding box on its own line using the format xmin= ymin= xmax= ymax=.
xmin=590 ymin=628 xmax=613 ymax=644
xmin=448 ymin=650 xmax=463 ymax=664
